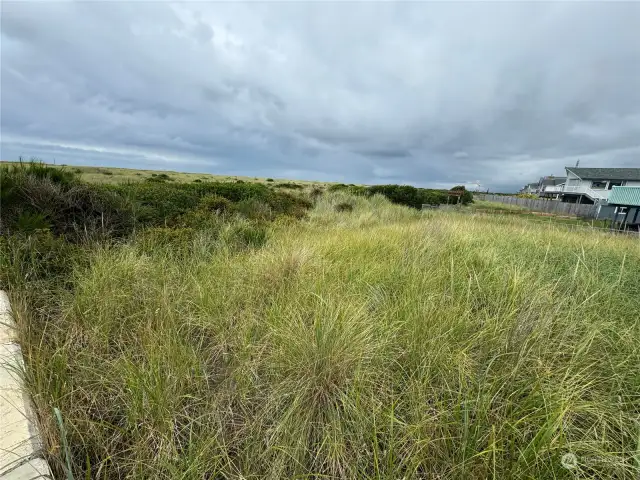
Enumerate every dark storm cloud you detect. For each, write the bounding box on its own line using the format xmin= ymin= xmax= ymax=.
xmin=1 ymin=1 xmax=639 ymax=190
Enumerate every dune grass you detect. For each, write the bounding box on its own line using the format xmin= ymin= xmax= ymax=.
xmin=10 ymin=193 xmax=640 ymax=479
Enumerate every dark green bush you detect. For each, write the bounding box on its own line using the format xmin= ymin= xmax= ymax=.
xmin=450 ymin=185 xmax=474 ymax=205
xmin=1 ymin=162 xmax=135 ymax=239
xmin=326 ymin=182 xmax=468 ymax=209
xmin=199 ymin=194 xmax=232 ymax=213
xmin=275 ymin=182 xmax=303 ymax=190
xmin=364 ymin=185 xmax=459 ymax=209
xmin=266 ymin=178 xmax=274 ymax=182
xmin=106 ymin=181 xmax=310 ymax=226
xmin=1 ymin=161 xmax=311 ymax=246
xmin=310 ymin=186 xmax=324 ymax=200
xmin=335 ymin=202 xmax=354 ymax=212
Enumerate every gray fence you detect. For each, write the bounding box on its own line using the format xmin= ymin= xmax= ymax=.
xmin=474 ymin=194 xmax=600 ymax=218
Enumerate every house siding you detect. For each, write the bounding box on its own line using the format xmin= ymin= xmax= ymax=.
xmin=609 ymin=186 xmax=640 ymax=207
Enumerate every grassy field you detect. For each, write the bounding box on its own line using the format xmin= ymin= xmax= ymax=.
xmin=468 ymin=200 xmax=614 ymax=229
xmin=6 ymin=189 xmax=640 ymax=478
xmin=0 ymin=160 xmax=330 ymax=187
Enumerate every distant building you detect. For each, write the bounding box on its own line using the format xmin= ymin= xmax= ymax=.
xmin=519 ymin=182 xmax=539 ymax=194
xmin=537 ymin=176 xmax=566 ymax=199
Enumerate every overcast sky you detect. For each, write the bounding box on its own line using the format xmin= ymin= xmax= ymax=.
xmin=2 ymin=2 xmax=640 ymax=190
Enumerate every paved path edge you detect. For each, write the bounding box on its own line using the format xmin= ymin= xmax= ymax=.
xmin=0 ymin=290 xmax=53 ymax=479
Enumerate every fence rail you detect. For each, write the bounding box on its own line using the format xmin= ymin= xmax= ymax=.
xmin=465 ymin=208 xmax=640 ymax=238
xmin=474 ymin=194 xmax=600 ymax=218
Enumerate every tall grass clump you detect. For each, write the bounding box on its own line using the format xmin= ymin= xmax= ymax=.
xmin=6 ymin=190 xmax=640 ymax=478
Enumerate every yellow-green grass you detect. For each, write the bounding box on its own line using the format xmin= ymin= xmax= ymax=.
xmin=0 ymin=160 xmax=333 ymax=188
xmin=468 ymin=200 xmax=614 ymax=229
xmin=10 ymin=193 xmax=640 ymax=479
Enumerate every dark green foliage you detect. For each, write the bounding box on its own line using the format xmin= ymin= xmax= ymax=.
xmin=335 ymin=202 xmax=354 ymax=212
xmin=450 ymin=185 xmax=474 ymax=205
xmin=236 ymin=179 xmax=245 ymax=183
xmin=1 ymin=162 xmax=135 ymax=239
xmin=16 ymin=212 xmax=50 ymax=234
xmin=266 ymin=178 xmax=274 ymax=182
xmin=193 ymin=179 xmax=202 ymax=183
xmin=199 ymin=194 xmax=232 ymax=213
xmin=328 ymin=184 xmax=366 ymax=195
xmin=145 ymin=173 xmax=173 ymax=183
xmin=310 ymin=186 xmax=324 ymax=200
xmin=328 ymin=183 xmax=471 ymax=209
xmin=2 ymin=162 xmax=313 ymax=239
xmin=275 ymin=182 xmax=303 ymax=190
xmin=99 ymin=170 xmax=114 ymax=176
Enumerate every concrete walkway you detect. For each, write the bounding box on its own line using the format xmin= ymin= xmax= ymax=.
xmin=0 ymin=291 xmax=52 ymax=479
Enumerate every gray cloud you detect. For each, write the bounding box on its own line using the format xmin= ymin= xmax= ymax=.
xmin=1 ymin=1 xmax=639 ymax=190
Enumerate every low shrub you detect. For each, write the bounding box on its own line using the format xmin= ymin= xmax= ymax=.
xmin=276 ymin=182 xmax=303 ymax=190
xmin=310 ymin=186 xmax=324 ymax=201
xmin=450 ymin=185 xmax=474 ymax=204
xmin=266 ymin=178 xmax=274 ymax=182
xmin=335 ymin=202 xmax=354 ymax=212
xmin=199 ymin=194 xmax=232 ymax=214
xmin=1 ymin=162 xmax=135 ymax=240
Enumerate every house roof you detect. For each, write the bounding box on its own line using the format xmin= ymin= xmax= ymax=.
xmin=608 ymin=186 xmax=640 ymax=207
xmin=565 ymin=167 xmax=640 ymax=181
xmin=523 ymin=182 xmax=538 ymax=189
xmin=540 ymin=176 xmax=566 ymax=186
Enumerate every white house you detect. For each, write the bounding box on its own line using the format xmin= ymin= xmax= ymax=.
xmin=537 ymin=176 xmax=566 ymax=198
xmin=519 ymin=182 xmax=539 ymax=194
xmin=560 ymin=167 xmax=640 ymax=204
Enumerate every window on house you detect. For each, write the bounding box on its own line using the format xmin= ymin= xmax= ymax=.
xmin=608 ymin=181 xmax=623 ymax=190
xmin=591 ymin=181 xmax=607 ymax=189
